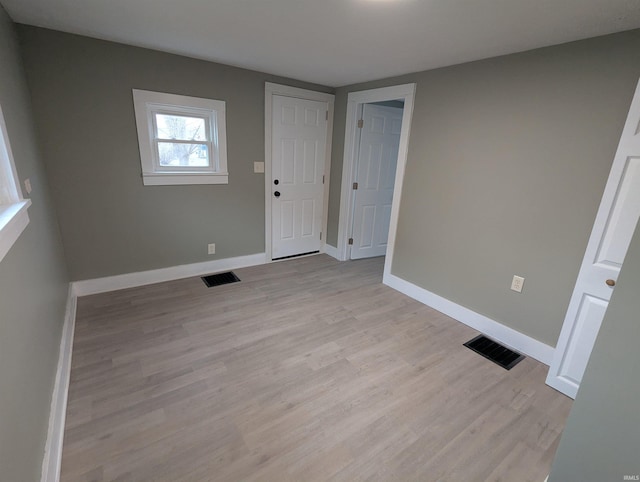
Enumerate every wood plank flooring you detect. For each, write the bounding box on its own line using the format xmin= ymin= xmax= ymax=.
xmin=61 ymin=255 xmax=572 ymax=481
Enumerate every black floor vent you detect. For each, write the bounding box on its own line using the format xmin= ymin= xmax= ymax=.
xmin=463 ymin=335 xmax=525 ymax=370
xmin=201 ymin=271 xmax=240 ymax=288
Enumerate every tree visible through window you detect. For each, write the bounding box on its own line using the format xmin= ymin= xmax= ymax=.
xmin=155 ymin=113 xmax=209 ymax=167
xmin=133 ymin=90 xmax=228 ymax=185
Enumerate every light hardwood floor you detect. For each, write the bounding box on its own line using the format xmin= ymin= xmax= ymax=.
xmin=61 ymin=255 xmax=572 ymax=481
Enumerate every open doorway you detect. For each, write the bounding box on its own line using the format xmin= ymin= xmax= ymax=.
xmin=336 ymin=84 xmax=416 ymax=274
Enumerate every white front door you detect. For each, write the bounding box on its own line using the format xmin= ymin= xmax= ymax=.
xmin=546 ymin=79 xmax=640 ymax=399
xmin=271 ymin=95 xmax=328 ymax=260
xmin=351 ymin=104 xmax=402 ymax=259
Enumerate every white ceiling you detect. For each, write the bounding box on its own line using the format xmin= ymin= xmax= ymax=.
xmin=3 ymin=0 xmax=640 ymax=87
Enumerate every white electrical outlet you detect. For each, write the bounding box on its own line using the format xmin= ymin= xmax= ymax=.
xmin=511 ymin=275 xmax=525 ymax=293
xmin=208 ymin=243 xmax=216 ymax=255
xmin=24 ymin=178 xmax=32 ymax=194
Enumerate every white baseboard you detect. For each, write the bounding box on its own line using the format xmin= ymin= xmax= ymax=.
xmin=383 ymin=273 xmax=554 ymax=365
xmin=41 ymin=285 xmax=77 ymax=482
xmin=38 ymin=255 xmax=552 ymax=482
xmin=324 ymin=244 xmax=339 ymax=260
xmin=40 ymin=252 xmax=267 ymax=480
xmin=72 ymin=253 xmax=267 ymax=296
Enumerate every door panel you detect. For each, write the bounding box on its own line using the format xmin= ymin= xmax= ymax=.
xmin=303 ymin=140 xmax=318 ymax=184
xmin=280 ymin=138 xmax=296 ymax=184
xmin=271 ymin=95 xmax=327 ymax=259
xmin=377 ymin=204 xmax=393 ymax=246
xmin=555 ymin=294 xmax=608 ymax=386
xmin=351 ymin=104 xmax=402 ymax=260
xmin=301 ymin=199 xmax=315 ymax=237
xmin=596 ymin=157 xmax=640 ymax=265
xmin=547 ymin=81 xmax=640 ymax=398
xmin=359 ymin=205 xmax=376 ymax=249
xmin=280 ymin=201 xmax=294 ymax=240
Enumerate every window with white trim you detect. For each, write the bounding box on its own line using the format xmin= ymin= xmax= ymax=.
xmin=0 ymin=104 xmax=31 ymax=263
xmin=132 ymin=90 xmax=228 ymax=185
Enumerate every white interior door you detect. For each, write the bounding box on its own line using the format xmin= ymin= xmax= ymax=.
xmin=351 ymin=104 xmax=402 ymax=259
xmin=546 ymin=79 xmax=640 ymax=399
xmin=271 ymin=95 xmax=327 ymax=260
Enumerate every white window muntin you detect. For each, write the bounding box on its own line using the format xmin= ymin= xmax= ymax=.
xmin=133 ymin=90 xmax=228 ymax=185
xmin=149 ymin=106 xmax=215 ymax=172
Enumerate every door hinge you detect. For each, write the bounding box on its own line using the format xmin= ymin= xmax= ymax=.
xmin=357 ymin=119 xmax=364 ymax=129
xmin=348 ymin=238 xmax=354 ymax=245
xmin=322 ymin=175 xmax=325 ymax=184
xmin=320 ymin=232 xmax=322 ymax=240
xmin=326 ymin=110 xmax=329 ymax=121
xmin=352 ymin=182 xmax=358 ymax=190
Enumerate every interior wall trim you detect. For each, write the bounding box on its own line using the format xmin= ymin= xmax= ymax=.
xmin=384 ymin=272 xmax=555 ymax=365
xmin=41 ymin=285 xmax=77 ymax=482
xmin=337 ymin=83 xmax=416 ymax=262
xmin=42 ymin=252 xmax=268 ymax=479
xmin=72 ymin=253 xmax=267 ymax=296
xmin=324 ymin=244 xmax=339 ymax=260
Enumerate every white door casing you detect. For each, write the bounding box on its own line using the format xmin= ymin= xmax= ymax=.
xmin=546 ymin=78 xmax=640 ymax=399
xmin=264 ymin=83 xmax=334 ymax=262
xmin=271 ymin=94 xmax=328 ymax=259
xmin=351 ymin=104 xmax=402 ymax=259
xmin=336 ymin=83 xmax=417 ymax=264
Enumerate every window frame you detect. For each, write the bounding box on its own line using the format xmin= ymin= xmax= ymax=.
xmin=0 ymin=103 xmax=31 ymax=263
xmin=132 ymin=89 xmax=228 ymax=185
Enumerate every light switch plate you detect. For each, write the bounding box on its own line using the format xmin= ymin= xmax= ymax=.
xmin=254 ymin=161 xmax=265 ymax=173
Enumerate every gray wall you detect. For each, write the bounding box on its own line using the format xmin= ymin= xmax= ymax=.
xmin=549 ymin=222 xmax=640 ymax=482
xmin=328 ymin=29 xmax=640 ymax=346
xmin=18 ymin=26 xmax=332 ymax=281
xmin=0 ymin=7 xmax=69 ymax=481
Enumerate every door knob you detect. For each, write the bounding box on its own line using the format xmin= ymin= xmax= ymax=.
xmin=606 ymin=279 xmax=616 ymax=287
xmin=274 ymin=191 xmax=281 ymax=198
xmin=274 ymin=179 xmax=279 ymax=185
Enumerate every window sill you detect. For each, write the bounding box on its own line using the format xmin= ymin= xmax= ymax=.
xmin=0 ymin=199 xmax=31 ymax=263
xmin=142 ymin=172 xmax=229 ymax=186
